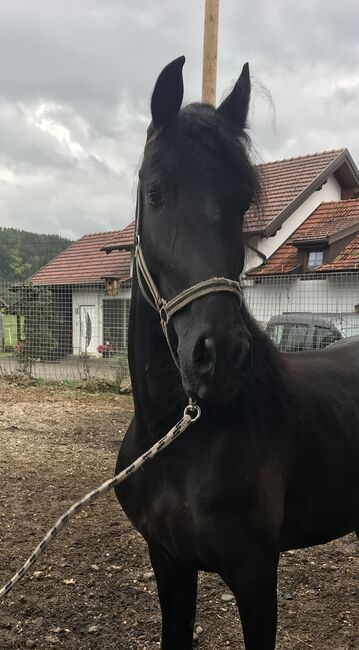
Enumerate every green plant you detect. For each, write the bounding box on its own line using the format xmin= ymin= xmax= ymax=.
xmin=15 ymin=283 xmax=59 ymax=363
xmin=113 ymin=352 xmax=130 ymax=393
xmin=10 ymin=254 xmax=31 ymax=281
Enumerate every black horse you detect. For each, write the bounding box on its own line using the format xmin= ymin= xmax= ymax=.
xmin=115 ymin=57 xmax=359 ymax=649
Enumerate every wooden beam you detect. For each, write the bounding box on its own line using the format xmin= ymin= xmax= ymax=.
xmin=202 ymin=0 xmax=219 ymax=106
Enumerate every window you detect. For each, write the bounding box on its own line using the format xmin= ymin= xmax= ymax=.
xmin=103 ymin=298 xmax=131 ymax=351
xmin=267 ymin=323 xmax=285 ymax=346
xmin=307 ymin=250 xmax=323 ymax=271
xmin=285 ymin=324 xmax=309 ymax=352
xmin=313 ymin=326 xmax=341 ymax=349
xmin=267 ymin=322 xmax=309 ymax=352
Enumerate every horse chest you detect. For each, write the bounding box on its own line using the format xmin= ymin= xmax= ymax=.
xmin=118 ymin=419 xmax=286 ymax=567
xmin=133 ymin=460 xmax=211 ymax=561
xmin=125 ymin=446 xmax=275 ymax=567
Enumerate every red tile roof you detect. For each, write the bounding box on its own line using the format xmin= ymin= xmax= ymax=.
xmin=319 ymin=232 xmax=359 ymax=272
xmin=250 ymin=243 xmax=300 ymax=276
xmin=31 ymin=230 xmax=132 ymax=286
xmin=102 ymin=222 xmax=135 ymax=251
xmin=244 ymin=150 xmax=345 ymax=234
xmin=250 ymin=199 xmax=359 ymax=276
xmin=293 ymin=199 xmax=359 ymax=242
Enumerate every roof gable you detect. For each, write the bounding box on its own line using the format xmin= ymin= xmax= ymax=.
xmin=244 ymin=149 xmax=359 ymax=235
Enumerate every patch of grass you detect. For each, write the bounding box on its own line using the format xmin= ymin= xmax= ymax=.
xmin=33 ymin=376 xmax=132 ymax=394
xmin=0 ymin=371 xmax=37 ymax=387
xmin=3 ymin=315 xmax=25 ymax=348
xmin=0 ymin=359 xmax=132 ymax=394
xmin=32 ymin=377 xmax=78 ymax=391
xmin=74 ymin=376 xmax=131 ymax=394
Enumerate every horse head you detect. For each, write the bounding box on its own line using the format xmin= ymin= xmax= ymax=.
xmin=137 ymin=57 xmax=259 ymax=403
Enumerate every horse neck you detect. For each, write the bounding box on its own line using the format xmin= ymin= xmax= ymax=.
xmin=240 ymin=304 xmax=292 ymax=415
xmin=128 ymin=277 xmax=186 ymax=431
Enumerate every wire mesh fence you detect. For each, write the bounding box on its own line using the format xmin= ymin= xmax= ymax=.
xmin=244 ymin=272 xmax=359 ymax=351
xmin=1 ymin=272 xmax=359 ymax=384
xmin=0 ymin=280 xmax=131 ymax=386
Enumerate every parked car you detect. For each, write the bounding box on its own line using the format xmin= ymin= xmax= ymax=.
xmin=265 ymin=312 xmax=359 ymax=352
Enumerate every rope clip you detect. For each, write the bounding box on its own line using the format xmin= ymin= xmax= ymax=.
xmin=184 ymin=399 xmax=201 ymax=422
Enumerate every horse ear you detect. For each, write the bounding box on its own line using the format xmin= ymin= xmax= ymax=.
xmin=217 ymin=63 xmax=250 ymax=129
xmin=150 ymin=56 xmax=185 ymax=130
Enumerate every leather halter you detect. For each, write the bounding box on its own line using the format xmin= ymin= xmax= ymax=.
xmin=134 ymin=188 xmax=243 ymax=370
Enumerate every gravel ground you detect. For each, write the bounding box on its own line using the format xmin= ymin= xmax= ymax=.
xmin=0 ymin=382 xmax=357 ymax=649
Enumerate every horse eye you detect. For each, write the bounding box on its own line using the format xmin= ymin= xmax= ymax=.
xmin=147 ymin=190 xmax=163 ymax=207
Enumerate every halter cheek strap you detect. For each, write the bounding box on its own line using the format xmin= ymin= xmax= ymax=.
xmin=134 ymin=188 xmax=243 ymax=371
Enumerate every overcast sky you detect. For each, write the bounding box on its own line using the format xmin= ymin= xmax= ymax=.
xmin=0 ymin=0 xmax=358 ymax=239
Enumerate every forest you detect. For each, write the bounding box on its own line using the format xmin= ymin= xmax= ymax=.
xmin=0 ymin=227 xmax=72 ymax=282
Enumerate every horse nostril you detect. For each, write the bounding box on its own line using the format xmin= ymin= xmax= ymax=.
xmin=193 ymin=336 xmax=216 ymax=380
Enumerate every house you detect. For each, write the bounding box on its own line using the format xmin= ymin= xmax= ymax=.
xmin=243 ymin=148 xmax=359 ymax=272
xmin=30 ymin=148 xmax=359 ymax=356
xmin=244 ymin=198 xmax=359 ymax=326
xmin=31 ymin=231 xmax=132 ymax=356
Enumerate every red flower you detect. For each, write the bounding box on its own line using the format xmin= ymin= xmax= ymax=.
xmin=97 ymin=342 xmax=113 ymax=354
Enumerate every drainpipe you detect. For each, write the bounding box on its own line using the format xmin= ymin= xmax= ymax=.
xmin=246 ymin=241 xmax=267 ymax=264
xmin=242 ymin=241 xmax=267 ymax=278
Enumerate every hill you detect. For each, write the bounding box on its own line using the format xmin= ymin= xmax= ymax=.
xmin=0 ymin=227 xmax=73 ymax=282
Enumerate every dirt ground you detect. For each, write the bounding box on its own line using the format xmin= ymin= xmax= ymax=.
xmin=0 ymin=383 xmax=357 ymax=650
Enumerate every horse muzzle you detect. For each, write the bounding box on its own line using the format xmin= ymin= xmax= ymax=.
xmin=178 ymin=328 xmax=251 ymax=403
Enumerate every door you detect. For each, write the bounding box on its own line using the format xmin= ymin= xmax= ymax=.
xmin=79 ymin=305 xmax=96 ymax=353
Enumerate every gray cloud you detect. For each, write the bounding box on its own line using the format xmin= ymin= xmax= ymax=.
xmin=0 ymin=0 xmax=358 ymax=238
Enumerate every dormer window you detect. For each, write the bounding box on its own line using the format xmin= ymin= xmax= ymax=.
xmin=307 ymin=250 xmax=323 ymax=271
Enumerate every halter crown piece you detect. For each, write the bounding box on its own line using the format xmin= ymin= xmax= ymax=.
xmin=134 ymin=187 xmax=243 ymax=370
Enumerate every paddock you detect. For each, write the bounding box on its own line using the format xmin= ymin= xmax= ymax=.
xmin=0 ymin=383 xmax=357 ymax=649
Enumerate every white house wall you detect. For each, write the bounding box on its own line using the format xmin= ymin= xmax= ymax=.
xmin=244 ymin=274 xmax=359 ymax=326
xmin=72 ymin=286 xmax=132 ymax=355
xmin=244 ymin=174 xmax=342 ymax=272
xmin=73 ymin=290 xmax=103 ymax=355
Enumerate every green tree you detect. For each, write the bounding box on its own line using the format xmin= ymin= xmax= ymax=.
xmin=16 ymin=284 xmax=59 ymax=365
xmin=10 ymin=254 xmax=31 ymax=281
xmin=0 ymin=227 xmax=73 ymax=282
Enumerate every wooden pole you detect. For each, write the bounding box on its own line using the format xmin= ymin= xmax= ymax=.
xmin=202 ymin=0 xmax=219 ymax=106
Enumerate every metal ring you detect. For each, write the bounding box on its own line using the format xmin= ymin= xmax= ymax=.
xmin=159 ymin=305 xmax=168 ymax=324
xmin=183 ymin=403 xmax=201 ymax=422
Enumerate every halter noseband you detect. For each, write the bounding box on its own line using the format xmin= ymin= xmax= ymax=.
xmin=134 ymin=188 xmax=243 ymax=370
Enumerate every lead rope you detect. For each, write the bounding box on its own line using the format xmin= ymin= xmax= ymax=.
xmin=0 ymin=401 xmax=201 ymax=598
